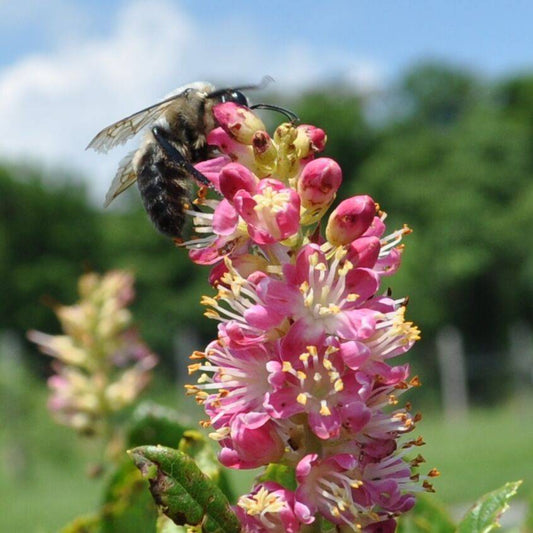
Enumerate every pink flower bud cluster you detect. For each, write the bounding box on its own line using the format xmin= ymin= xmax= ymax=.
xmin=186 ymin=103 xmax=436 ymax=531
xmin=28 ymin=271 xmax=157 ymax=435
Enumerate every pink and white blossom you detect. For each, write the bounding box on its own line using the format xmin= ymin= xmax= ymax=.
xmin=185 ymin=104 xmax=433 ymax=531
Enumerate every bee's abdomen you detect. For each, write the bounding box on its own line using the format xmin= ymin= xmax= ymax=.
xmin=136 ymin=144 xmax=190 ymax=239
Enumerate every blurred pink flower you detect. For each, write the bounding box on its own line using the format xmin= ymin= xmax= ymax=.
xmin=28 ymin=271 xmax=156 ymax=435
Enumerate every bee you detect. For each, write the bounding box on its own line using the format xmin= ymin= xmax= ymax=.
xmin=87 ymin=79 xmax=297 ymax=239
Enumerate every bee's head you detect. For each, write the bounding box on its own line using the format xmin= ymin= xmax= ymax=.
xmin=207 ymin=88 xmax=250 ymax=106
xmin=219 ymin=90 xmax=249 ymax=106
xmin=206 ymin=78 xmax=273 ymax=106
xmin=206 ymin=78 xmax=299 ymax=123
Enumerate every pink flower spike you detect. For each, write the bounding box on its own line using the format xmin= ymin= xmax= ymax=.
xmin=213 ymin=102 xmax=266 ymax=144
xmin=297 ymin=157 xmax=342 ymax=210
xmin=326 ymin=195 xmax=377 ymax=246
xmin=185 ymin=105 xmax=426 ymax=528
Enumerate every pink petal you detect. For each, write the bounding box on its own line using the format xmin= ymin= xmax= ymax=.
xmin=265 ymin=389 xmax=303 ymax=418
xmin=362 ymin=216 xmax=386 ymax=238
xmin=207 ymin=127 xmax=256 ymax=166
xmin=339 ymin=340 xmax=371 ymax=369
xmin=194 ymin=156 xmax=231 ymax=191
xmin=346 ymin=236 xmax=381 ymax=268
xmin=336 ymin=309 xmax=378 ymax=340
xmin=244 ymin=304 xmax=284 ymax=329
xmin=339 ymin=401 xmax=371 ymax=433
xmin=219 ymin=162 xmax=258 ymax=201
xmin=308 ymin=410 xmax=341 ymax=439
xmin=345 ymin=268 xmax=380 ymax=304
xmin=212 ymin=199 xmax=239 ymax=235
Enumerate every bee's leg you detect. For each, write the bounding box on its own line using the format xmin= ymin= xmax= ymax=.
xmin=151 ymin=126 xmax=211 ymax=187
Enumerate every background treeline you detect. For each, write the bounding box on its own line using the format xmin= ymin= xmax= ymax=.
xmin=3 ymin=62 xmax=533 ymax=405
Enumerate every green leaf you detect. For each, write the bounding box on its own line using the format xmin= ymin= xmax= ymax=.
xmin=397 ymin=494 xmax=455 ymax=533
xmin=178 ymin=430 xmax=221 ymax=481
xmin=257 ymin=463 xmax=297 ymax=491
xmin=456 ymin=480 xmax=522 ymax=533
xmin=178 ymin=430 xmax=237 ymax=503
xmin=129 ymin=445 xmax=240 ymax=533
xmin=127 ymin=401 xmax=189 ymax=448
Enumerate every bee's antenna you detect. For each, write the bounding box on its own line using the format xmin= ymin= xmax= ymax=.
xmin=250 ymin=103 xmax=299 ymax=124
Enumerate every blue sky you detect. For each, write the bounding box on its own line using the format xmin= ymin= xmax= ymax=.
xmin=1 ymin=0 xmax=532 ymax=200
xmin=3 ymin=1 xmax=533 ymax=76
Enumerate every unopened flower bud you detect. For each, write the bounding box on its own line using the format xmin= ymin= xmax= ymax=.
xmin=213 ymin=103 xmax=265 ymax=144
xmin=297 ymin=158 xmax=342 ymax=210
xmin=295 ymin=124 xmax=327 ymax=157
xmin=326 ymin=195 xmax=376 ymax=246
xmin=346 ymin=236 xmax=381 ymax=268
xmin=273 ymin=123 xmax=298 ymax=146
xmin=219 ymin=413 xmax=285 ymax=469
xmin=219 ymin=163 xmax=258 ymax=201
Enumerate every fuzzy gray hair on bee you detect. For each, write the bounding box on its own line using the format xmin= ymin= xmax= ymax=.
xmin=87 ymin=78 xmax=298 ymax=240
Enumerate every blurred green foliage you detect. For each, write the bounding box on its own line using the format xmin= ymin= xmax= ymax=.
xmin=3 ymin=62 xmax=533 ymax=403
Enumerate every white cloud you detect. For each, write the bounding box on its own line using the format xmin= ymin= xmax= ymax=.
xmin=0 ymin=0 xmax=383 ymax=204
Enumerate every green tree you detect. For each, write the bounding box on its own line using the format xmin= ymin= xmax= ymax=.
xmin=400 ymin=62 xmax=479 ymax=125
xmin=0 ymin=165 xmax=104 ymax=371
xmin=352 ymin=69 xmax=533 ymax=401
xmin=293 ymin=87 xmax=375 ymax=189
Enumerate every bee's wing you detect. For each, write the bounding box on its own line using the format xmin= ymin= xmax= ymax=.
xmin=86 ymin=97 xmax=181 ymax=154
xmin=86 ymin=82 xmax=215 ymax=154
xmin=104 ymin=150 xmax=138 ymax=207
